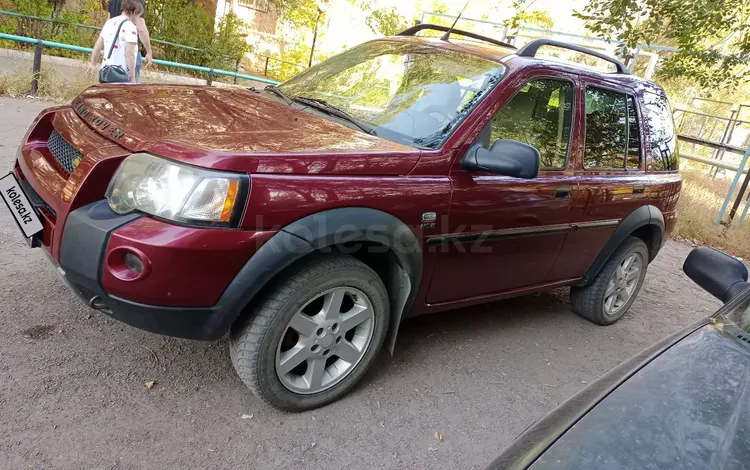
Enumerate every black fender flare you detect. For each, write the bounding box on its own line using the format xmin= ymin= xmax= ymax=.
xmin=581 ymin=205 xmax=665 ymax=285
xmin=215 ymin=208 xmax=422 ymax=352
xmin=283 ymin=208 xmax=423 ymax=354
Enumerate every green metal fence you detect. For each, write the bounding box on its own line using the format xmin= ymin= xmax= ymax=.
xmin=0 ymin=9 xmax=305 ymax=78
xmin=0 ymin=32 xmax=279 ymax=93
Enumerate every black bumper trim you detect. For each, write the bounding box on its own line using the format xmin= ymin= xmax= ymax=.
xmin=57 ymin=200 xmax=314 ymax=341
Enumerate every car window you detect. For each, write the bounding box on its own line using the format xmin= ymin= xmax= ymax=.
xmin=584 ymin=87 xmax=629 ymax=169
xmin=643 ymin=92 xmax=679 ymax=171
xmin=626 ymin=96 xmax=641 ymax=169
xmin=722 ymin=290 xmax=750 ymax=338
xmin=489 ymin=79 xmax=574 ymax=169
xmin=278 ymin=41 xmax=506 ymax=149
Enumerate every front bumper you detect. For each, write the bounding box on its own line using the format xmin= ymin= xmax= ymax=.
xmin=52 ymin=200 xmax=284 ymax=340
xmin=56 ymin=201 xmax=225 ymax=339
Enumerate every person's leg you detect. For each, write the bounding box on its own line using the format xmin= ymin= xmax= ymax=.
xmin=135 ymin=52 xmax=142 ymax=83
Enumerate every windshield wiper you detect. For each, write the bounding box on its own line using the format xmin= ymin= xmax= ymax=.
xmin=294 ymin=96 xmax=377 ymax=136
xmin=263 ymin=85 xmax=294 ymax=106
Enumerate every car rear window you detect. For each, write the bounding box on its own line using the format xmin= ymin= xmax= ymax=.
xmin=583 ymin=86 xmax=641 ymax=170
xmin=643 ymin=92 xmax=679 ymax=171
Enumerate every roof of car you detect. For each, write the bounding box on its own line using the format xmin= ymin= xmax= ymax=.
xmin=377 ymin=35 xmax=667 ymax=96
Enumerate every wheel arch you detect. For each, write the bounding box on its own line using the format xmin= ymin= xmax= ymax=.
xmin=581 ymin=205 xmax=665 ymax=286
xmin=218 ymin=208 xmax=422 ymax=354
xmin=283 ymin=208 xmax=422 ymax=354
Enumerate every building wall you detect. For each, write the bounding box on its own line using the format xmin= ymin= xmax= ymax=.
xmin=215 ymin=0 xmax=284 ymax=75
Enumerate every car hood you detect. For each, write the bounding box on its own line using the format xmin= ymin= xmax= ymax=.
xmin=70 ymin=85 xmax=419 ymax=175
xmin=528 ymin=323 xmax=750 ymax=470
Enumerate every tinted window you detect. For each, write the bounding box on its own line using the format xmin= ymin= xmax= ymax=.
xmin=626 ymin=96 xmax=641 ymax=169
xmin=643 ymin=92 xmax=679 ymax=171
xmin=584 ymin=87 xmax=628 ymax=169
xmin=490 ymin=79 xmax=574 ymax=169
xmin=279 ymin=41 xmax=506 ymax=149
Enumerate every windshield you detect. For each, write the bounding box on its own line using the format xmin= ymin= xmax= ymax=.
xmin=723 ymin=290 xmax=750 ymax=334
xmin=278 ymin=40 xmax=507 ymax=148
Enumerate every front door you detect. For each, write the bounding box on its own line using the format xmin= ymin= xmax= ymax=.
xmin=426 ymin=75 xmax=579 ymax=305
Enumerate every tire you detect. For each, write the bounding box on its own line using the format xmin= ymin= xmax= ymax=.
xmin=570 ymin=236 xmax=649 ymax=325
xmin=229 ymin=254 xmax=390 ymax=411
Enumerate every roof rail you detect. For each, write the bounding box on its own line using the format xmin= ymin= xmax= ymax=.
xmin=397 ymin=23 xmax=517 ymax=50
xmin=516 ymin=38 xmax=630 ymax=74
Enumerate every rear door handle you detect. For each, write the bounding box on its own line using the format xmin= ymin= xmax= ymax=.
xmin=633 ymin=185 xmax=646 ymax=195
xmin=555 ymin=185 xmax=572 ymax=199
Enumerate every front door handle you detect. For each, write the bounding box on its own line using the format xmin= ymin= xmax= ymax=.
xmin=633 ymin=185 xmax=646 ymax=195
xmin=555 ymin=185 xmax=572 ymax=200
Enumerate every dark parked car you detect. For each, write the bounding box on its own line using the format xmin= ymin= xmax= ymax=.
xmin=489 ymin=246 xmax=750 ymax=470
xmin=3 ymin=25 xmax=680 ymax=410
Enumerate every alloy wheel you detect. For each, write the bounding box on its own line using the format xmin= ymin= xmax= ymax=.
xmin=275 ymin=287 xmax=375 ymax=394
xmin=603 ymin=252 xmax=643 ymax=316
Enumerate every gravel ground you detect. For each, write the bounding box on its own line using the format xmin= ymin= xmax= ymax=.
xmin=0 ymin=97 xmax=721 ymax=470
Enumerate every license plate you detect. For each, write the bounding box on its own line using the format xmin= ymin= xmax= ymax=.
xmin=0 ymin=173 xmax=43 ymax=239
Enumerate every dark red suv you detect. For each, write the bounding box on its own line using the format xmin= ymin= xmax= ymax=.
xmin=3 ymin=25 xmax=680 ymax=410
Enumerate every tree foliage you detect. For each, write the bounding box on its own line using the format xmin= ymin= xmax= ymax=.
xmin=0 ymin=0 xmax=250 ymax=69
xmin=573 ymin=0 xmax=750 ymax=88
xmin=364 ymin=6 xmax=410 ymax=37
xmin=144 ymin=0 xmax=251 ymax=70
xmin=506 ymin=9 xmax=554 ymax=30
xmin=0 ymin=0 xmax=104 ymax=56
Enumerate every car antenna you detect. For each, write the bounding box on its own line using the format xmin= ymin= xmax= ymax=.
xmin=440 ymin=0 xmax=472 ymax=42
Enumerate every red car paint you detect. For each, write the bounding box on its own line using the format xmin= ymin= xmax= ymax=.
xmin=103 ymin=218 xmax=276 ymax=306
xmin=14 ymin=35 xmax=680 ymax=318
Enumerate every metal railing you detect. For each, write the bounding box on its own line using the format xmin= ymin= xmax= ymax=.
xmin=674 ymin=108 xmax=750 ymax=178
xmin=673 ymin=104 xmax=750 ymax=227
xmin=0 ymin=9 xmax=307 ymax=79
xmin=0 ymin=10 xmax=203 ymax=52
xmin=0 ymin=32 xmax=279 ymax=89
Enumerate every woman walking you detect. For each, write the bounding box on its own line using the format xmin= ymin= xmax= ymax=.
xmin=87 ymin=0 xmax=144 ymax=83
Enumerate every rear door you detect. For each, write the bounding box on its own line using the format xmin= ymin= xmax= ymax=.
xmin=549 ymin=81 xmax=649 ymax=281
xmin=426 ymin=72 xmax=579 ymax=305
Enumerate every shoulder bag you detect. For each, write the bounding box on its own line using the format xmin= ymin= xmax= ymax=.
xmin=99 ymin=19 xmax=132 ymax=84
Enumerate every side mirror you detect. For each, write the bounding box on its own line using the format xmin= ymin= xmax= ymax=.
xmin=683 ymin=247 xmax=750 ymax=303
xmin=461 ymin=139 xmax=540 ymax=179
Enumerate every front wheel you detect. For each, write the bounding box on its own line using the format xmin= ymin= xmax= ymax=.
xmin=229 ymin=254 xmax=390 ymax=411
xmin=570 ymin=236 xmax=649 ymax=325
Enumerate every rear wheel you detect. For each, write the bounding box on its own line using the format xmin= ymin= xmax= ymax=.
xmin=229 ymin=254 xmax=389 ymax=411
xmin=570 ymin=236 xmax=649 ymax=325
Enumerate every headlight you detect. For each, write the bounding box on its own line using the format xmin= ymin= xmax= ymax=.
xmin=106 ymin=153 xmax=246 ymax=225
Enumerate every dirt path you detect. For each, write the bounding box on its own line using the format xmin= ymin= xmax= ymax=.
xmin=0 ymin=97 xmax=720 ymax=469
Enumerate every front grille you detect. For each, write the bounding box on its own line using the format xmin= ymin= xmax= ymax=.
xmin=48 ymin=129 xmax=82 ymax=174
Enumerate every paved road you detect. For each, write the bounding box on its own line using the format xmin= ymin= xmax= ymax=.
xmin=0 ymin=97 xmax=721 ymax=469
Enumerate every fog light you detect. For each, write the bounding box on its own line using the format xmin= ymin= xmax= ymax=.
xmin=123 ymin=252 xmax=144 ymax=275
xmin=106 ymin=246 xmax=150 ymax=282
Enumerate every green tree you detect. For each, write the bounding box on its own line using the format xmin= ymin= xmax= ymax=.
xmin=507 ymin=9 xmax=554 ymax=30
xmin=145 ymin=0 xmax=251 ymax=71
xmin=364 ymin=6 xmax=410 ymax=37
xmin=572 ymin=0 xmax=750 ymax=88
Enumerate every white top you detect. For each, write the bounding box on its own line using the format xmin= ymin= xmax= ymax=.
xmin=100 ymin=15 xmax=138 ymax=73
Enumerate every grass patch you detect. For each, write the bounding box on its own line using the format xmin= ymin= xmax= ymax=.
xmin=674 ymin=168 xmax=750 ymax=259
xmin=0 ymin=62 xmax=251 ymax=103
xmin=0 ymin=65 xmax=96 ymax=102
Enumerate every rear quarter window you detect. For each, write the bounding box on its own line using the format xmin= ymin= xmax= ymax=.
xmin=643 ymin=92 xmax=679 ymax=171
